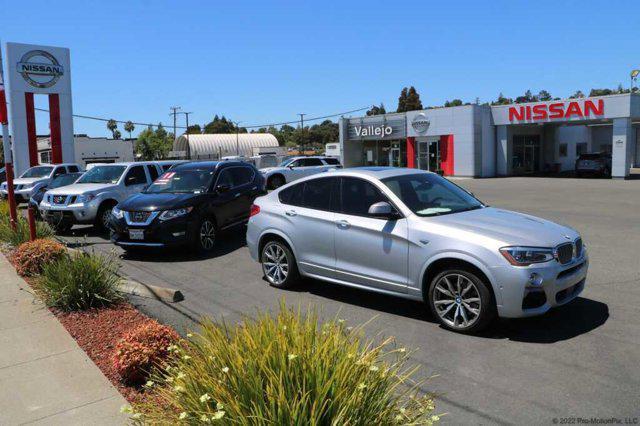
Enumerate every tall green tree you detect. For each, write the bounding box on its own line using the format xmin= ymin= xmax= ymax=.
xmin=106 ymin=119 xmax=118 ymax=138
xmin=113 ymin=130 xmax=122 ymax=140
xmin=135 ymin=124 xmax=174 ymax=160
xmin=589 ymin=88 xmax=614 ymax=97
xmin=124 ymin=121 xmax=135 ymax=140
xmin=515 ymin=90 xmax=537 ymax=104
xmin=491 ymin=93 xmax=513 ymax=105
xmin=187 ymin=124 xmax=202 ymax=134
xmin=396 ymin=87 xmax=408 ymax=112
xmin=405 ymin=86 xmax=423 ymax=111
xmin=444 ymin=99 xmax=463 ymax=107
xmin=569 ymin=90 xmax=585 ymax=99
xmin=537 ymin=90 xmax=553 ymax=101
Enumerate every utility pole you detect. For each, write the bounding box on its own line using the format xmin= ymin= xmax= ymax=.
xmin=178 ymin=111 xmax=192 ymax=159
xmin=169 ymin=106 xmax=181 ymax=143
xmin=0 ymin=39 xmax=18 ymax=230
xmin=298 ymin=113 xmax=306 ymax=153
xmin=232 ymin=121 xmax=242 ymax=157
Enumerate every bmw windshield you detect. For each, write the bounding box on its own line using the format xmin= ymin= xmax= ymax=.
xmin=145 ymin=169 xmax=215 ymax=194
xmin=76 ymin=166 xmax=126 ymax=184
xmin=382 ymin=173 xmax=483 ymax=217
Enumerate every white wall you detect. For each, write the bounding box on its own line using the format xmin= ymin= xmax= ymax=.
xmin=554 ymin=125 xmax=591 ymax=171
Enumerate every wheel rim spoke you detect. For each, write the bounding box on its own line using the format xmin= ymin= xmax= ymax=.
xmin=263 ymin=243 xmax=289 ymax=284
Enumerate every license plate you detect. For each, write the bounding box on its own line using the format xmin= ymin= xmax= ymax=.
xmin=129 ymin=229 xmax=144 ymax=240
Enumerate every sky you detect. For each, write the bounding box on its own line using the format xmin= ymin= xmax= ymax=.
xmin=1 ymin=0 xmax=639 ymax=138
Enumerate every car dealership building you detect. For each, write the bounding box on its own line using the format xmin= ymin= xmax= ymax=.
xmin=338 ymin=94 xmax=640 ymax=178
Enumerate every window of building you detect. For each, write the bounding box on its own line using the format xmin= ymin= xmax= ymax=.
xmin=40 ymin=151 xmax=52 ymax=164
xmin=576 ymin=143 xmax=588 ymax=156
xmin=559 ymin=144 xmax=568 ymax=157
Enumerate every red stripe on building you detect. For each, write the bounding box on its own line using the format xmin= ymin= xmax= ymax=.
xmin=439 ymin=134 xmax=454 ymax=176
xmin=48 ymin=94 xmax=63 ymax=163
xmin=0 ymin=86 xmax=7 ymax=124
xmin=24 ymin=93 xmax=39 ymax=167
xmin=406 ymin=137 xmax=416 ymax=168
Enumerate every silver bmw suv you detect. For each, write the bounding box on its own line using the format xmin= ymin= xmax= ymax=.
xmin=246 ymin=167 xmax=588 ymax=333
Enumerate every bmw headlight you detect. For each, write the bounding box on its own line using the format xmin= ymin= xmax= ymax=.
xmin=76 ymin=194 xmax=96 ymax=204
xmin=111 ymin=206 xmax=124 ymax=220
xmin=499 ymin=246 xmax=554 ymax=266
xmin=158 ymin=207 xmax=193 ymax=221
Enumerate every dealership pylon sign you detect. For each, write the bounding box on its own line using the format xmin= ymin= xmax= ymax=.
xmin=3 ymin=42 xmax=75 ymax=175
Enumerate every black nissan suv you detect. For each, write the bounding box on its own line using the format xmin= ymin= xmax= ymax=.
xmin=109 ymin=161 xmax=265 ymax=253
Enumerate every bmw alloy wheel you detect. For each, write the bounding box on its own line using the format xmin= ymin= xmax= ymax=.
xmin=433 ymin=273 xmax=481 ymax=329
xmin=199 ymin=220 xmax=216 ymax=250
xmin=262 ymin=242 xmax=289 ymax=285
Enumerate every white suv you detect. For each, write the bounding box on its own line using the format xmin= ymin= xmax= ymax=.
xmin=39 ymin=162 xmax=163 ymax=233
xmin=0 ymin=163 xmax=83 ymax=203
xmin=260 ymin=156 xmax=341 ymax=189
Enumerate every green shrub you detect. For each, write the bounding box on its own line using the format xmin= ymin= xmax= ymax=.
xmin=0 ymin=214 xmax=54 ymax=246
xmin=37 ymin=251 xmax=122 ymax=311
xmin=133 ymin=302 xmax=437 ymax=425
xmin=12 ymin=238 xmax=67 ymax=276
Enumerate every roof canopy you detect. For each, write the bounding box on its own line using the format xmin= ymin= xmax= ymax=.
xmin=174 ymin=133 xmax=279 ymax=158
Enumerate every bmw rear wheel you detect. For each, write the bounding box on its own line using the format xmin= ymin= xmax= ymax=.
xmin=428 ymin=269 xmax=495 ymax=333
xmin=261 ymin=240 xmax=299 ymax=288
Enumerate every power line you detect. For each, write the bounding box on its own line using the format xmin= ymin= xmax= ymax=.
xmin=21 ymin=104 xmax=371 ymax=131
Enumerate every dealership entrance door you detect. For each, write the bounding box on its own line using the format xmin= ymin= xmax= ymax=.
xmin=417 ymin=138 xmax=440 ymax=171
xmin=512 ymin=135 xmax=541 ymax=174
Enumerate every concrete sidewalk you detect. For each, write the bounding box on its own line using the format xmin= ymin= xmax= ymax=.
xmin=0 ymin=253 xmax=128 ymax=425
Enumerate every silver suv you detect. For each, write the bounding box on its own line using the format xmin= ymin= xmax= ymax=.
xmin=260 ymin=156 xmax=342 ymax=189
xmin=0 ymin=163 xmax=83 ymax=203
xmin=247 ymin=168 xmax=588 ymax=333
xmin=40 ymin=162 xmax=163 ymax=232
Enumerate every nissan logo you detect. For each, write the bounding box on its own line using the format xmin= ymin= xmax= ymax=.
xmin=16 ymin=50 xmax=64 ymax=88
xmin=411 ymin=113 xmax=430 ymax=133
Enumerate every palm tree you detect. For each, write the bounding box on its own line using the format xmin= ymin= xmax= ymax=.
xmin=107 ymin=119 xmax=118 ymax=138
xmin=113 ymin=130 xmax=122 ymax=140
xmin=124 ymin=121 xmax=135 ymax=140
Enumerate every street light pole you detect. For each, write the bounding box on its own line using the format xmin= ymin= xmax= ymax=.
xmin=298 ymin=113 xmax=306 ymax=153
xmin=169 ymin=106 xmax=181 ymax=144
xmin=178 ymin=111 xmax=192 ymax=159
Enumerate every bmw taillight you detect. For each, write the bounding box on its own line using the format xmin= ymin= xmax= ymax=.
xmin=250 ymin=204 xmax=260 ymax=217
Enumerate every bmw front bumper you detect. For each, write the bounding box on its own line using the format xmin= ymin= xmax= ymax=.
xmin=491 ymin=252 xmax=589 ymax=318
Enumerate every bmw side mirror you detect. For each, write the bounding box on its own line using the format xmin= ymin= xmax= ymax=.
xmin=368 ymin=201 xmax=399 ymax=220
xmin=216 ymin=183 xmax=230 ymax=193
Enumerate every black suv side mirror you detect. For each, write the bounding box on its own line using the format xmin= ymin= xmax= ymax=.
xmin=368 ymin=201 xmax=400 ymax=220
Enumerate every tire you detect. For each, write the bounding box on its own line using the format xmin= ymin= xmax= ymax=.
xmin=261 ymin=239 xmax=299 ymax=289
xmin=268 ymin=175 xmax=285 ymax=190
xmin=427 ymin=268 xmax=495 ymax=333
xmin=95 ymin=203 xmax=115 ymax=233
xmin=191 ymin=217 xmax=217 ymax=253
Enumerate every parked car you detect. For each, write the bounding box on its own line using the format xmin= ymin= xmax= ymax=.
xmin=575 ymin=152 xmax=611 ymax=177
xmin=155 ymin=160 xmax=190 ymax=172
xmin=110 ymin=161 xmax=265 ymax=252
xmin=247 ymin=168 xmax=588 ymax=333
xmin=39 ymin=162 xmax=163 ymax=233
xmin=260 ymin=156 xmax=341 ymax=190
xmin=0 ymin=167 xmax=6 ymax=185
xmin=0 ymin=163 xmax=83 ymax=204
xmin=29 ymin=172 xmax=84 ymax=216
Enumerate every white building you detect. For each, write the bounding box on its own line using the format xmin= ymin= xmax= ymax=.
xmin=37 ymin=135 xmax=134 ymax=167
xmin=174 ymin=133 xmax=279 ymax=159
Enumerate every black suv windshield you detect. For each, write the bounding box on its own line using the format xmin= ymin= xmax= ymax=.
xmin=382 ymin=173 xmax=483 ymax=217
xmin=145 ymin=169 xmax=215 ymax=193
xmin=21 ymin=166 xmax=53 ymax=178
xmin=77 ymin=166 xmax=126 ymax=184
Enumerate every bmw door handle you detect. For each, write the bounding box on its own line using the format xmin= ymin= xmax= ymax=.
xmin=285 ymin=210 xmax=297 ymax=217
xmin=336 ymin=219 xmax=350 ymax=229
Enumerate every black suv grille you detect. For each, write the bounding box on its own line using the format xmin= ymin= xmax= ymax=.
xmin=130 ymin=211 xmax=152 ymax=223
xmin=556 ymin=243 xmax=573 ymax=265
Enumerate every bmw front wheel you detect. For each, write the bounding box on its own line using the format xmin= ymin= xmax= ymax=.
xmin=428 ymin=269 xmax=495 ymax=333
xmin=261 ymin=240 xmax=299 ymax=288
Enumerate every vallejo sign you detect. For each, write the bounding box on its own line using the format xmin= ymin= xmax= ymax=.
xmin=353 ymin=123 xmax=393 ymax=138
xmin=17 ymin=50 xmax=64 ymax=88
xmin=347 ymin=117 xmax=406 ymax=141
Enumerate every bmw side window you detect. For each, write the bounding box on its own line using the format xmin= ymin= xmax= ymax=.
xmin=125 ymin=166 xmax=147 ymax=186
xmin=278 ymin=182 xmax=304 ymax=206
xmin=340 ymin=177 xmax=389 ymax=218
xmin=147 ymin=165 xmax=159 ymax=182
xmin=301 ymin=177 xmax=335 ymax=211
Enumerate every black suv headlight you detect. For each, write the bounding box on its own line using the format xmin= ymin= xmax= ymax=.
xmin=500 ymin=246 xmax=554 ymax=266
xmin=158 ymin=207 xmax=193 ymax=221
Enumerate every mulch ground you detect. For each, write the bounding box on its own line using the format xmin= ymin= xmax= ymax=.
xmin=52 ymin=302 xmax=154 ymax=404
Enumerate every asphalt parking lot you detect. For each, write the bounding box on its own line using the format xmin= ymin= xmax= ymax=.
xmin=57 ymin=177 xmax=640 ymax=424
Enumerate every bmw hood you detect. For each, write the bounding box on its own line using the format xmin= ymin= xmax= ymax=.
xmin=47 ymin=183 xmax=116 ymax=196
xmin=119 ymin=192 xmax=202 ymax=212
xmin=426 ymin=207 xmax=579 ymax=248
